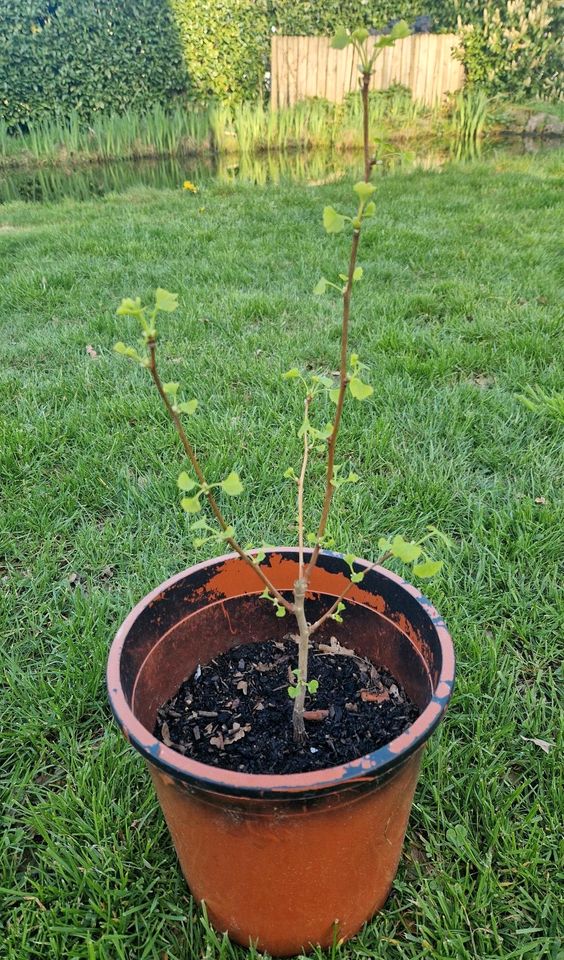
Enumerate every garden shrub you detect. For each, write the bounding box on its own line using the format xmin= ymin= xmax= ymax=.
xmin=0 ymin=0 xmax=189 ymax=128
xmin=267 ymin=1 xmax=450 ymax=34
xmin=456 ymin=0 xmax=563 ymax=99
xmin=169 ymin=0 xmax=269 ymax=102
xmin=1 ymin=0 xmax=561 ymax=129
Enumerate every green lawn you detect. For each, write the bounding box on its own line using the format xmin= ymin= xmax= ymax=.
xmin=1 ymin=151 xmax=563 ymax=960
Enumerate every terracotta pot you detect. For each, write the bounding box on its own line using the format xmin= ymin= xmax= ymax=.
xmin=107 ymin=549 xmax=454 ymax=957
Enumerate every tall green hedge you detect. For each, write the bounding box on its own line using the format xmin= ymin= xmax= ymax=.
xmin=0 ymin=0 xmax=188 ymax=127
xmin=1 ymin=0 xmax=561 ymax=128
xmin=268 ymin=1 xmax=455 ymax=34
xmin=170 ymin=0 xmax=269 ymax=103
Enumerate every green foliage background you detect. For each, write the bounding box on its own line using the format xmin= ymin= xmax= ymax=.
xmin=169 ymin=0 xmax=269 ymax=103
xmin=456 ymin=1 xmax=563 ymax=100
xmin=0 ymin=0 xmax=561 ymax=127
xmin=268 ymin=0 xmax=447 ymax=34
xmin=0 ymin=1 xmax=189 ymax=128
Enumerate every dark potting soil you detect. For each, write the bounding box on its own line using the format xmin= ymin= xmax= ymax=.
xmin=154 ymin=635 xmax=420 ymax=775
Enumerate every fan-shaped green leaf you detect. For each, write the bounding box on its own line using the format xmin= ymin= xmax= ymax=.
xmin=154 ymin=288 xmax=178 ymax=312
xmin=349 ymin=377 xmax=373 ymax=400
xmin=177 ymin=399 xmax=198 ymax=415
xmin=413 ymin=559 xmax=443 ymax=578
xmin=181 ymin=495 xmax=201 ymax=513
xmin=177 ymin=472 xmax=198 ymax=493
xmin=323 ymin=206 xmax=346 ymax=234
xmin=221 ymin=471 xmax=244 ymax=496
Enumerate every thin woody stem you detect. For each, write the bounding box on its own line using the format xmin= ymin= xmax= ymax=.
xmin=292 ymin=577 xmax=310 ymax=744
xmin=308 ymin=552 xmax=392 ymax=637
xmin=304 ymin=228 xmax=361 ymax=581
xmin=297 ymin=396 xmax=311 ymax=580
xmin=304 ymin=60 xmax=372 ymax=585
xmin=148 ymin=341 xmax=294 ymax=613
xmin=362 ymin=72 xmax=371 ymax=182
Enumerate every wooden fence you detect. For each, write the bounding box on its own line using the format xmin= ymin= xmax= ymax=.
xmin=271 ymin=34 xmax=464 ymax=109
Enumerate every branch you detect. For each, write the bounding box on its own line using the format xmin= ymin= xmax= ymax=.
xmin=304 ymin=227 xmax=361 ymax=580
xmin=308 ymin=551 xmax=392 ymax=637
xmin=362 ymin=72 xmax=371 ymax=182
xmin=147 ymin=340 xmax=294 ymax=613
xmin=304 ymin=61 xmax=373 ymax=585
xmin=297 ymin=396 xmax=312 ymax=579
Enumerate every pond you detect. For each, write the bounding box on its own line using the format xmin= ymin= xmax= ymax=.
xmin=0 ymin=136 xmax=560 ymax=204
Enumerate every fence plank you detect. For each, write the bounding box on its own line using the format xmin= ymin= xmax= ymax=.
xmin=419 ymin=35 xmax=429 ymax=101
xmin=303 ymin=35 xmax=318 ymax=100
xmin=347 ymin=39 xmax=358 ymax=98
xmin=441 ymin=37 xmax=452 ymax=99
xmin=270 ymin=34 xmax=464 ymax=108
xmin=298 ymin=36 xmax=310 ymax=100
xmin=422 ymin=35 xmax=433 ymax=105
xmin=271 ymin=36 xmax=279 ymax=110
xmin=289 ymin=37 xmax=300 ymax=107
xmin=326 ymin=43 xmax=339 ymax=103
xmin=408 ymin=34 xmax=419 ymax=97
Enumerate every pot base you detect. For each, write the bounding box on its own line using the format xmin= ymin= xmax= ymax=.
xmin=150 ymin=747 xmax=423 ymax=957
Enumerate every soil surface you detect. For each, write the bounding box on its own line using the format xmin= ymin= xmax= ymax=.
xmin=155 ymin=635 xmax=420 ymax=775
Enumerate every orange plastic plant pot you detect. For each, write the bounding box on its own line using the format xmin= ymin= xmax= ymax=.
xmin=107 ymin=549 xmax=455 ymax=957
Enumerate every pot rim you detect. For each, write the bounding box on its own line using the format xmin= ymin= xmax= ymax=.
xmin=107 ymin=549 xmax=455 ymax=799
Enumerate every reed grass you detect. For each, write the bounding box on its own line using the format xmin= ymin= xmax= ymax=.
xmin=0 ymin=104 xmax=212 ymax=168
xmin=451 ymin=89 xmax=491 ymax=144
xmin=0 ymin=90 xmax=487 ymax=169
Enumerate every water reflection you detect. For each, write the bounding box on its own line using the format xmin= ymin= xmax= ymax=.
xmin=0 ymin=137 xmax=559 ymax=204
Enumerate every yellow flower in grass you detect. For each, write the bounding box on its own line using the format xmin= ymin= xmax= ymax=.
xmin=182 ymin=180 xmax=198 ymax=193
